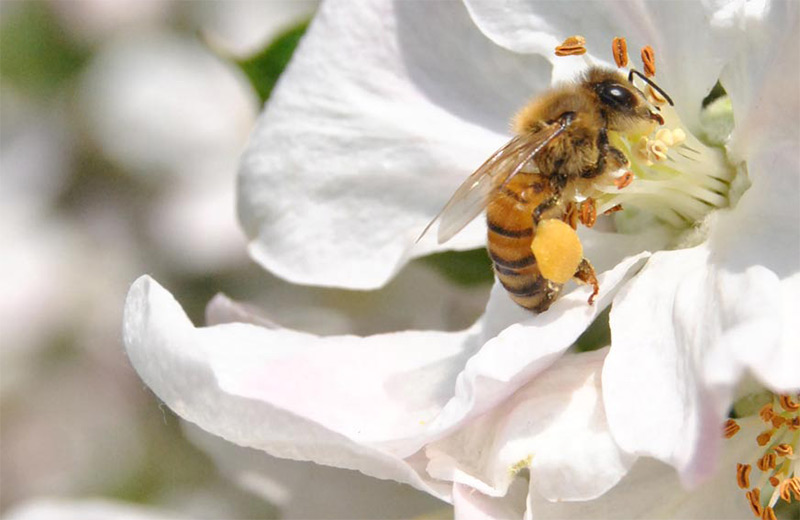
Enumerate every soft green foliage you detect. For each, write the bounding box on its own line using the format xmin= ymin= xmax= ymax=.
xmin=0 ymin=1 xmax=89 ymax=95
xmin=235 ymin=19 xmax=310 ymax=104
xmin=423 ymin=249 xmax=495 ymax=286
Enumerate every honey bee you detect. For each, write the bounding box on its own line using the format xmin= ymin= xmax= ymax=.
xmin=420 ymin=67 xmax=672 ymax=312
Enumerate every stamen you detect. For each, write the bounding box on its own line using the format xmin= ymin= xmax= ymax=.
xmin=769 ymin=476 xmax=780 ymax=487
xmin=725 ymin=419 xmax=742 ymax=438
xmin=761 ymin=404 xmax=775 ymax=423
xmin=772 ymin=416 xmax=786 ymax=428
xmin=757 ymin=453 xmax=776 ymax=471
xmin=761 ymin=506 xmax=777 ymax=520
xmin=774 ymin=444 xmax=794 ymax=457
xmin=640 ymin=45 xmax=656 ymax=77
xmin=737 ymin=463 xmax=752 ymax=488
xmin=746 ymin=488 xmax=763 ymax=517
xmin=779 ymin=395 xmax=799 ymax=412
xmin=612 ymin=37 xmax=628 ymax=68
xmin=614 ymin=171 xmax=634 ymax=189
xmin=757 ymin=430 xmax=774 ymax=446
xmin=555 ymin=35 xmax=587 ymax=56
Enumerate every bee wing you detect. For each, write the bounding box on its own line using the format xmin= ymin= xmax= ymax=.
xmin=418 ymin=121 xmax=569 ymax=244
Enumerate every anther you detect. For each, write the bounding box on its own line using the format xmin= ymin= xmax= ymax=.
xmin=746 ymin=488 xmax=763 ymax=517
xmin=757 ymin=452 xmax=776 ymax=471
xmin=761 ymin=506 xmax=777 ymax=520
xmin=579 ymin=198 xmax=597 ymax=227
xmin=760 ymin=404 xmax=775 ymax=423
xmin=641 ymin=45 xmax=656 ymax=77
xmin=603 ymin=203 xmax=623 ymax=215
xmin=612 ymin=37 xmax=628 ymax=68
xmin=769 ymin=476 xmax=780 ymax=487
xmin=774 ymin=443 xmax=793 ymax=457
xmin=757 ymin=430 xmax=773 ymax=446
xmin=737 ymin=463 xmax=752 ymax=488
xmin=779 ymin=480 xmax=794 ymax=502
xmin=555 ymin=35 xmax=587 ymax=56
xmin=771 ymin=416 xmax=786 ymax=428
xmin=779 ymin=394 xmax=799 ymax=412
xmin=789 ymin=416 xmax=800 ymax=430
xmin=724 ymin=418 xmax=741 ymax=438
xmin=614 ymin=171 xmax=634 ymax=189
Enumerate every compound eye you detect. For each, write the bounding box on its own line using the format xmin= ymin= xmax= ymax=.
xmin=598 ymin=83 xmax=635 ymax=109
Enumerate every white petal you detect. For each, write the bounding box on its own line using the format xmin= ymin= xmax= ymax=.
xmin=603 ymin=247 xmax=729 ymax=485
xmin=80 ymin=32 xmax=257 ymax=180
xmin=453 ymin=481 xmax=527 ymax=520
xmin=183 ymin=422 xmax=448 ymax=519
xmin=122 ymin=275 xmax=450 ymax=498
xmin=464 ymin=1 xmax=741 ymax=131
xmin=2 ymin=499 xmax=186 ymax=520
xmin=526 ymin=416 xmax=759 ymax=519
xmin=428 ymin=349 xmax=634 ymax=501
xmin=239 ymin=0 xmax=552 ymax=289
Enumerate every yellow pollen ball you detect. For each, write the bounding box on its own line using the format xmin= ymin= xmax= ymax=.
xmin=531 ymin=219 xmax=583 ymax=284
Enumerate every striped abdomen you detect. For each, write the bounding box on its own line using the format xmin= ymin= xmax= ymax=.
xmin=486 ymin=173 xmax=562 ymax=312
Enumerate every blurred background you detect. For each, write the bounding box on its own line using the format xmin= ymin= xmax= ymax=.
xmin=0 ymin=1 xmax=488 ymax=518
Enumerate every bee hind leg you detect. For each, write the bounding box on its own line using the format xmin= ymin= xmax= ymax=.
xmin=573 ymin=258 xmax=599 ymax=305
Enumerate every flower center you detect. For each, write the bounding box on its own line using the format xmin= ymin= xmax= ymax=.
xmin=726 ymin=393 xmax=800 ymax=519
xmin=558 ymin=36 xmax=741 ymax=240
xmin=596 ymin=87 xmax=737 ymax=235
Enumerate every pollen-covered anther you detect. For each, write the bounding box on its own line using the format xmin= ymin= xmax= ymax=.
xmin=737 ymin=463 xmax=752 ymax=488
xmin=789 ymin=416 xmax=800 ymax=430
xmin=636 ymin=136 xmax=668 ymax=166
xmin=769 ymin=476 xmax=780 ymax=487
xmin=746 ymin=488 xmax=763 ymax=517
xmin=612 ymin=37 xmax=628 ymax=68
xmin=757 ymin=430 xmax=774 ymax=447
xmin=771 ymin=415 xmax=786 ymax=428
xmin=655 ymin=128 xmax=686 ymax=147
xmin=724 ymin=419 xmax=741 ymax=438
xmin=614 ymin=171 xmax=634 ymax=189
xmin=760 ymin=404 xmax=775 ymax=423
xmin=774 ymin=443 xmax=793 ymax=457
xmin=779 ymin=394 xmax=800 ymax=412
xmin=555 ymin=35 xmax=587 ymax=56
xmin=640 ymin=45 xmax=656 ymax=77
xmin=761 ymin=506 xmax=777 ymax=520
xmin=756 ymin=452 xmax=776 ymax=471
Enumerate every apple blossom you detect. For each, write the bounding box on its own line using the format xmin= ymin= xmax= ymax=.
xmin=124 ymin=0 xmax=799 ymax=517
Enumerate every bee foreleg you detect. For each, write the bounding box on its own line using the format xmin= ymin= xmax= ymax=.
xmin=532 ymin=194 xmax=562 ymax=224
xmin=580 ymin=128 xmax=628 ymax=179
xmin=573 ymin=258 xmax=599 ymax=305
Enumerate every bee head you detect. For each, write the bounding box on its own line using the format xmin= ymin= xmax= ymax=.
xmin=583 ymin=68 xmax=666 ymax=133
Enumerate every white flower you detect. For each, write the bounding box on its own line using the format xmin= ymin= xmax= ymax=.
xmin=124 ymin=0 xmax=799 ymax=517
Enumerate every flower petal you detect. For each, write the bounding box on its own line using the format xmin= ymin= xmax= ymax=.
xmin=464 ymin=1 xmax=741 ymax=131
xmin=238 ymin=0 xmax=552 ymax=289
xmin=603 ymin=246 xmax=729 ymax=485
xmin=526 ymin=417 xmax=759 ymax=519
xmin=183 ymin=422 xmax=448 ymax=519
xmin=2 ymin=499 xmax=187 ymax=520
xmin=122 ymin=275 xmax=450 ymax=498
xmin=453 ymin=481 xmax=527 ymax=520
xmin=428 ymin=348 xmax=634 ymax=501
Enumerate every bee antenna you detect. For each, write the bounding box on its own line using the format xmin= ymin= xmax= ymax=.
xmin=628 ymin=69 xmax=674 ymax=106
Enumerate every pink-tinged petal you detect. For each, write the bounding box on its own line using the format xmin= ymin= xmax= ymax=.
xmin=183 ymin=422 xmax=448 ymax=519
xmin=124 ymin=255 xmax=646 ymax=487
xmin=122 ymin=275 xmax=450 ymax=499
xmin=526 ymin=417 xmax=759 ymax=519
xmin=463 ymin=1 xmax=740 ymax=131
xmin=428 ymin=349 xmax=634 ymax=501
xmin=453 ymin=481 xmax=527 ymax=520
xmin=238 ymin=0 xmax=553 ymax=289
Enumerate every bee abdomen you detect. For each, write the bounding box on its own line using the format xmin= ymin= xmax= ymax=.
xmin=487 ymin=220 xmax=561 ymax=313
